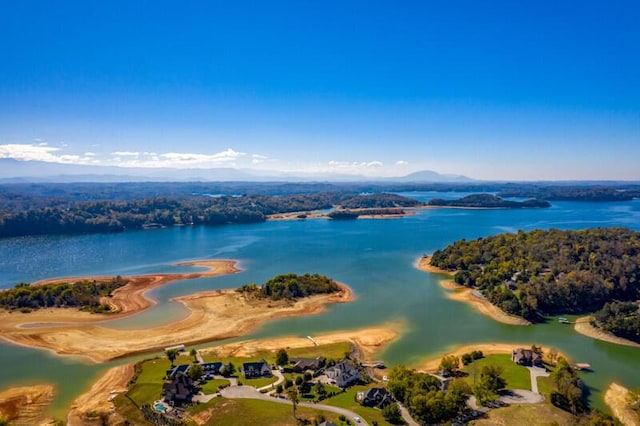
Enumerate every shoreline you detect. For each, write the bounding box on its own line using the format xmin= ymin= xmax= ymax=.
xmin=416 ymin=256 xmax=531 ymax=326
xmin=604 ymin=382 xmax=640 ymax=426
xmin=414 ymin=342 xmax=568 ymax=372
xmin=0 ymin=384 xmax=55 ymax=425
xmin=574 ymin=316 xmax=640 ymax=348
xmin=0 ymin=280 xmax=355 ymax=363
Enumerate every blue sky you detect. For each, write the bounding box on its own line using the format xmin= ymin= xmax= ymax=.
xmin=0 ymin=1 xmax=638 ymax=180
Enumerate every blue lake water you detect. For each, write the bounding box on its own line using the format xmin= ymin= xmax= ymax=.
xmin=1 ymin=192 xmax=639 ymax=416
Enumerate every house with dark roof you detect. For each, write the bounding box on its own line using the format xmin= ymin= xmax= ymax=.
xmin=290 ymin=356 xmax=326 ymax=373
xmin=356 ymin=387 xmax=392 ymax=407
xmin=201 ymin=362 xmax=225 ymax=375
xmin=512 ymin=348 xmax=543 ymax=367
xmin=166 ymin=364 xmax=191 ymax=379
xmin=163 ymin=374 xmax=198 ymax=404
xmin=325 ymin=359 xmax=361 ymax=388
xmin=241 ymin=359 xmax=272 ymax=378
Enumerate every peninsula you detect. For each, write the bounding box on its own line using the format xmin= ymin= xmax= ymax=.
xmin=428 ymin=193 xmax=550 ymax=208
xmin=0 ymin=266 xmax=354 ymax=362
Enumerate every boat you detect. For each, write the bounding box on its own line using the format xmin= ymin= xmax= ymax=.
xmin=575 ymin=363 xmax=591 ymax=371
xmin=558 ymin=317 xmax=570 ymax=324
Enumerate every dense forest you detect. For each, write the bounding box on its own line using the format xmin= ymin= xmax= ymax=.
xmin=428 ymin=194 xmax=550 ymax=208
xmin=0 ymin=192 xmax=422 ymax=238
xmin=237 ymin=273 xmax=341 ymax=300
xmin=497 ymin=186 xmax=640 ymax=201
xmin=0 ymin=277 xmax=128 ymax=313
xmin=593 ymin=302 xmax=640 ymax=343
xmin=429 ymin=228 xmax=640 ymax=325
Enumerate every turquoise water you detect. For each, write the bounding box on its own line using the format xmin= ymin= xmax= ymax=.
xmin=1 ymin=193 xmax=639 ymax=416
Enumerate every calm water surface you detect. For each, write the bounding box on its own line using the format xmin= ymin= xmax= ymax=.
xmin=1 ymin=193 xmax=639 ymax=416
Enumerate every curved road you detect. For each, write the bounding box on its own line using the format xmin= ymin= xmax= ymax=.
xmin=220 ymin=385 xmax=369 ymax=426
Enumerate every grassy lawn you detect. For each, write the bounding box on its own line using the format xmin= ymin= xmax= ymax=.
xmin=201 ymin=342 xmax=351 ymax=365
xmin=463 ymin=354 xmax=531 ymax=391
xmin=471 ymin=403 xmax=575 ymax=425
xmin=322 ymin=385 xmax=390 ymax=425
xmin=113 ymin=394 xmax=153 ymax=425
xmin=200 ymin=378 xmax=230 ymax=395
xmin=187 ymin=397 xmax=352 ymax=426
xmin=126 ymin=357 xmax=172 ymax=406
xmin=240 ymin=375 xmax=279 ymax=389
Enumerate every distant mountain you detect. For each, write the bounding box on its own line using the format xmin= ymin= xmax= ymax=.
xmin=392 ymin=170 xmax=474 ymax=182
xmin=0 ymin=159 xmax=474 ymax=183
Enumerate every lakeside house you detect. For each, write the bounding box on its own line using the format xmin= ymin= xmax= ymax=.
xmin=201 ymin=361 xmax=225 ymax=376
xmin=163 ymin=374 xmax=198 ymax=405
xmin=241 ymin=359 xmax=272 ymax=378
xmin=325 ymin=359 xmax=361 ymax=388
xmin=356 ymin=387 xmax=392 ymax=407
xmin=512 ymin=348 xmax=543 ymax=367
xmin=290 ymin=356 xmax=326 ymax=373
xmin=166 ymin=364 xmax=191 ymax=379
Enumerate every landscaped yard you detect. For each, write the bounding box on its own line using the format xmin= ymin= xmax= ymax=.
xmin=471 ymin=403 xmax=575 ymax=425
xmin=322 ymin=385 xmax=390 ymax=425
xmin=187 ymin=397 xmax=351 ymax=426
xmin=200 ymin=378 xmax=231 ymax=395
xmin=126 ymin=357 xmax=172 ymax=406
xmin=241 ymin=375 xmax=279 ymax=389
xmin=463 ymin=354 xmax=531 ymax=391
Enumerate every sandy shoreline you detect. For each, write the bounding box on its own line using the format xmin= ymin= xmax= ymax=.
xmin=605 ymin=382 xmax=640 ymax=426
xmin=0 ymin=384 xmax=55 ymax=425
xmin=267 ymin=208 xmax=419 ymax=221
xmin=574 ymin=316 xmax=640 ymax=348
xmin=0 ymin=279 xmax=354 ymax=363
xmin=414 ymin=342 xmax=567 ymax=372
xmin=416 ymin=256 xmax=530 ymax=326
xmin=67 ymin=364 xmax=134 ymax=426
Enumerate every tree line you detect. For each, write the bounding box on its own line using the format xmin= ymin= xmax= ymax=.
xmin=593 ymin=302 xmax=640 ymax=343
xmin=428 ymin=193 xmax=550 ymax=208
xmin=429 ymin=228 xmax=640 ymax=324
xmin=0 ymin=192 xmax=422 ymax=238
xmin=0 ymin=277 xmax=128 ymax=313
xmin=237 ymin=273 xmax=341 ymax=300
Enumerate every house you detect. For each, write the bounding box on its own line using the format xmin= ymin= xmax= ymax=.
xmin=166 ymin=364 xmax=191 ymax=379
xmin=201 ymin=361 xmax=225 ymax=375
xmin=512 ymin=348 xmax=543 ymax=367
xmin=163 ymin=374 xmax=198 ymax=404
xmin=241 ymin=359 xmax=272 ymax=378
xmin=356 ymin=387 xmax=392 ymax=407
xmin=290 ymin=356 xmax=326 ymax=373
xmin=325 ymin=360 xmax=361 ymax=388
xmin=318 ymin=422 xmax=338 ymax=426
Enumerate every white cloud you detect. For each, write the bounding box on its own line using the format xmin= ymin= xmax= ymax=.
xmin=395 ymin=160 xmax=408 ymax=165
xmin=84 ymin=152 xmax=96 ymax=157
xmin=0 ymin=143 xmax=82 ymax=164
xmin=112 ymin=151 xmax=140 ymax=157
xmin=108 ymin=148 xmax=247 ymax=168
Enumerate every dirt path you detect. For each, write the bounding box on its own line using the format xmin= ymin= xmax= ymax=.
xmin=67 ymin=364 xmax=134 ymax=426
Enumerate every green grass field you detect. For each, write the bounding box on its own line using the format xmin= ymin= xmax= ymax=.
xmin=188 ymin=397 xmax=352 ymax=426
xmin=126 ymin=357 xmax=172 ymax=406
xmin=322 ymin=385 xmax=390 ymax=425
xmin=200 ymin=378 xmax=231 ymax=395
xmin=463 ymin=354 xmax=531 ymax=390
xmin=471 ymin=403 xmax=575 ymax=425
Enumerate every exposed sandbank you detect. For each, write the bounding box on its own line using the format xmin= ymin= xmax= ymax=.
xmin=67 ymin=364 xmax=134 ymax=426
xmin=0 ymin=281 xmax=354 ymax=363
xmin=200 ymin=321 xmax=403 ymax=362
xmin=417 ymin=256 xmax=531 ymax=326
xmin=605 ymin=382 xmax=640 ymax=426
xmin=0 ymin=384 xmax=55 ymax=425
xmin=414 ymin=343 xmax=567 ymax=372
xmin=574 ymin=316 xmax=640 ymax=348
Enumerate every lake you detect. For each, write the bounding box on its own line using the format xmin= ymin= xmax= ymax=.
xmin=1 ymin=191 xmax=639 ymax=417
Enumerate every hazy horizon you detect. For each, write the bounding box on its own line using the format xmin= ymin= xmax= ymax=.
xmin=1 ymin=1 xmax=638 ymax=181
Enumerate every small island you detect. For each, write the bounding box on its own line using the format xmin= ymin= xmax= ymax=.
xmin=427 ymin=228 xmax=640 ymax=344
xmin=428 ymin=193 xmax=550 ymax=209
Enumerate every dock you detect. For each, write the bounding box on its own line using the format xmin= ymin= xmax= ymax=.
xmin=307 ymin=336 xmax=319 ymax=346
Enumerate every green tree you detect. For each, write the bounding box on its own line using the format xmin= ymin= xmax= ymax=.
xmin=276 ymin=348 xmax=289 ymax=366
xmin=438 ymin=355 xmax=460 ymax=376
xmin=188 ymin=363 xmax=203 ymax=381
xmin=479 ymin=365 xmax=506 ymax=393
xmin=190 ymin=348 xmax=198 ymax=363
xmin=382 ymin=403 xmax=403 ymax=424
xmin=222 ymin=362 xmax=236 ymax=377
xmin=165 ymin=349 xmax=179 ymax=367
xmin=287 ymin=387 xmax=299 ymax=419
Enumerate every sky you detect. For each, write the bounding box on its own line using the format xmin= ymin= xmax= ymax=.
xmin=0 ymin=1 xmax=639 ymax=180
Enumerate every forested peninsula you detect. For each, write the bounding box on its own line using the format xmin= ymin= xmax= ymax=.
xmin=429 ymin=228 xmax=640 ymax=340
xmin=0 ymin=192 xmax=422 ymax=238
xmin=428 ymin=193 xmax=550 ymax=208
